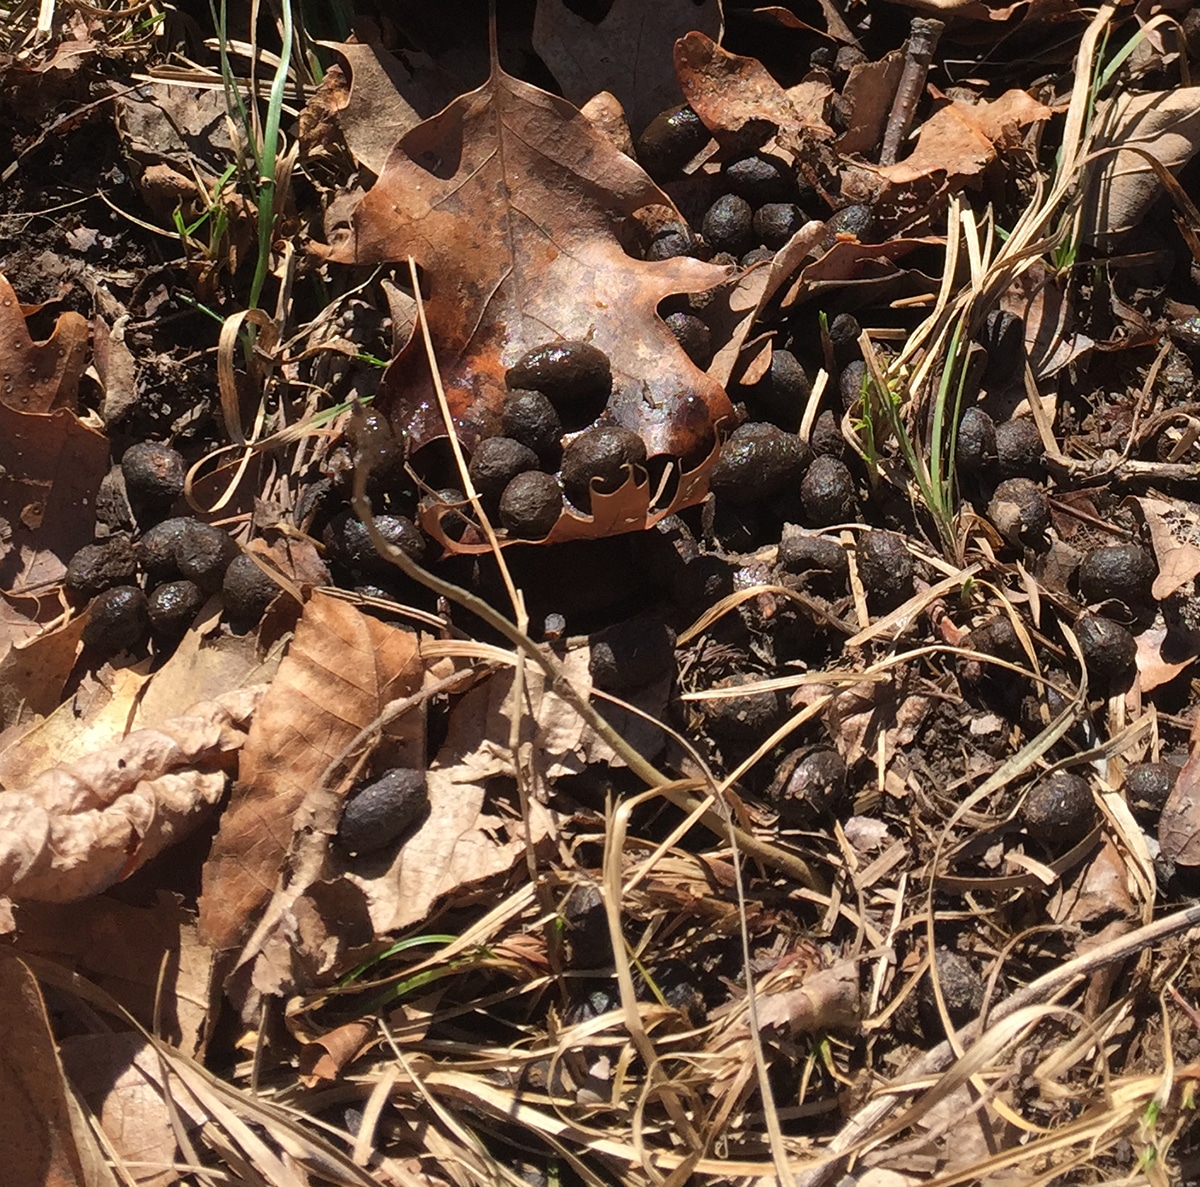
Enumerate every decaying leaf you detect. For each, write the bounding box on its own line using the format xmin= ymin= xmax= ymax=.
xmin=301 ymin=41 xmax=460 ymax=176
xmin=322 ymin=52 xmax=735 ymax=545
xmin=1087 ymin=88 xmax=1200 ymax=242
xmin=0 ymin=612 xmax=86 ymax=732
xmin=1138 ymin=496 xmax=1200 ymax=601
xmin=1160 ymin=727 xmax=1200 ymax=868
xmin=533 ymin=0 xmax=723 ymax=137
xmin=198 ymin=592 xmax=423 ymax=955
xmin=13 ymin=893 xmax=214 ymax=1055
xmin=0 ymin=954 xmax=122 ymax=1187
xmin=0 ymin=401 xmax=108 ymax=605
xmin=0 ymin=272 xmax=90 ymax=413
xmin=60 ymin=1032 xmax=186 ymax=1187
xmin=836 ymin=50 xmax=904 ymax=157
xmin=877 ymin=89 xmax=1053 ymax=188
xmin=0 ymin=688 xmax=262 ymax=916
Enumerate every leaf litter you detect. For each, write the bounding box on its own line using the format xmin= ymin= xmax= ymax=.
xmin=4 ymin=2 xmax=1200 ymax=1185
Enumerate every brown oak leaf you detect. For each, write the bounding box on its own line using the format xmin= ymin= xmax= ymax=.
xmin=321 ymin=56 xmax=735 ymax=481
xmin=0 ymin=272 xmax=89 ymax=413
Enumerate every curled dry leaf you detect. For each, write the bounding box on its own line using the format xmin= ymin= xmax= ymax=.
xmin=1159 ymin=724 xmax=1200 ymax=868
xmin=533 ymin=0 xmax=723 ymax=137
xmin=321 ymin=54 xmax=735 ymax=549
xmin=0 ymin=688 xmax=262 ymax=913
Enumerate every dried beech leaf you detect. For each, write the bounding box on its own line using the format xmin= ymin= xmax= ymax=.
xmin=0 ymin=689 xmax=262 ymax=911
xmin=322 ymin=56 xmax=734 ymax=490
xmin=533 ymin=0 xmax=722 ymax=137
xmin=198 ymin=592 xmax=423 ymax=954
xmin=675 ymin=32 xmax=832 ymax=151
xmin=0 ymin=272 xmax=90 ymax=413
xmin=1087 ymin=88 xmax=1200 ymax=241
xmin=0 ymin=954 xmax=122 ymax=1187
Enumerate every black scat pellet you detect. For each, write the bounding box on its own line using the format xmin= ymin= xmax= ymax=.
xmin=499 ymin=471 xmax=563 ymax=540
xmin=635 ymin=103 xmax=710 ymax=179
xmin=771 ymin=747 xmax=848 ymax=825
xmin=81 ymin=585 xmax=150 ymax=653
xmin=917 ymin=948 xmax=984 ymax=1034
xmin=1078 ymin=543 xmax=1156 ymax=607
xmin=560 ymin=426 xmax=647 ymax=511
xmin=1125 ymin=762 xmax=1178 ymax=822
xmin=745 ymin=349 xmax=810 ymax=430
xmin=709 ymin=422 xmax=810 ymax=505
xmin=1076 ymin=612 xmax=1137 ymax=687
xmin=964 ymin=616 xmax=1023 ymax=663
xmin=223 ymin=555 xmax=280 ymax=628
xmin=987 ymin=478 xmax=1049 ymax=544
xmin=740 ymin=246 xmax=775 ymax=267
xmin=752 ymin=202 xmax=805 ymax=249
xmin=175 ymin=521 xmax=238 ymax=593
xmin=121 ymin=441 xmax=186 ymax=511
xmin=700 ymin=672 xmax=785 ymax=752
xmin=1021 ymin=770 xmax=1095 ymax=841
xmin=506 ymin=341 xmax=612 ymax=429
xmin=955 ymin=407 xmax=997 ymax=474
xmin=65 ymin=535 xmax=137 ymax=600
xmin=500 ymin=390 xmax=563 ymax=465
xmin=857 ymin=530 xmax=913 ymax=609
xmin=995 ymin=418 xmax=1045 ymax=478
xmin=839 ymin=359 xmax=868 ymax=411
xmin=776 ymin=530 xmax=849 ymax=594
xmin=664 ymin=311 xmax=712 ymax=367
xmin=426 ymin=488 xmax=470 ymax=542
xmin=800 ymin=455 xmax=857 ymax=526
xmin=980 ymin=309 xmax=1025 ymax=389
xmin=810 ymin=409 xmax=845 ymax=458
xmin=326 ymin=512 xmax=426 ymax=575
xmin=467 ymin=436 xmax=541 ymax=510
xmin=646 ymin=222 xmax=695 ymax=261
xmin=588 ymin=616 xmax=676 ymax=692
xmin=809 ymin=45 xmax=835 ymax=70
xmin=147 ymin=579 xmax=204 ymax=639
xmin=828 ymin=313 xmax=861 ymax=365
xmin=722 ymin=153 xmax=795 ymax=204
xmin=337 ymin=768 xmax=428 ymax=856
xmin=821 ymin=204 xmax=872 ymax=248
xmin=701 ymin=193 xmax=754 ymax=256
xmin=137 ymin=517 xmax=194 ymax=583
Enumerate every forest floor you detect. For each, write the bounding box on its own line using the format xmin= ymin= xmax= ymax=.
xmin=2 ymin=1 xmax=1200 ymax=1184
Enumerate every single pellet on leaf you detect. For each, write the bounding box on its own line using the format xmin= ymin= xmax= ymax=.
xmin=506 ymin=341 xmax=612 ymax=429
xmin=468 ymin=436 xmax=541 ymax=510
xmin=561 ymin=426 xmax=647 ymax=511
xmin=499 ymin=471 xmax=563 ymax=539
xmin=635 ymin=103 xmax=710 ymax=179
xmin=337 ymin=768 xmax=428 ymax=856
